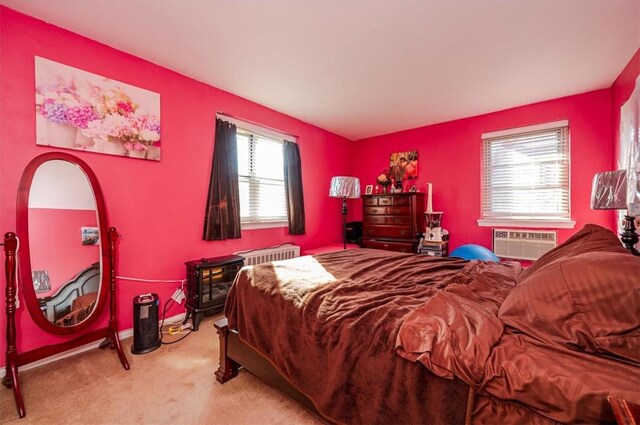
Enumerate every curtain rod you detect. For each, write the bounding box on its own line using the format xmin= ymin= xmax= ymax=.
xmin=216 ymin=111 xmax=299 ymax=140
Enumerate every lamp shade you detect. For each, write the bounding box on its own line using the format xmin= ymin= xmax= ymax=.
xmin=591 ymin=170 xmax=627 ymax=210
xmin=329 ymin=176 xmax=361 ymax=199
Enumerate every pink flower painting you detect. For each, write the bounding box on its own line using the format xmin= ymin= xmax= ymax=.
xmin=35 ymin=57 xmax=161 ymax=161
xmin=389 ymin=150 xmax=418 ymax=181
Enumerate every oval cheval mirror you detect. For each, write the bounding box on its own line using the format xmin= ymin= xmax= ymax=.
xmin=3 ymin=152 xmax=129 ymax=418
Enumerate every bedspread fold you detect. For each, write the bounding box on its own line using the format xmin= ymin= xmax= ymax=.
xmin=395 ymin=261 xmax=521 ymax=387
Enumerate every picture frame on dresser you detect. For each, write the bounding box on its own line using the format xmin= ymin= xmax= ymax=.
xmin=364 ymin=185 xmax=373 ymax=195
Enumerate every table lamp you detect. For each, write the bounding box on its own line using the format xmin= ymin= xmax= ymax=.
xmin=590 ymin=170 xmax=639 ymax=255
xmin=329 ymin=176 xmax=361 ymax=250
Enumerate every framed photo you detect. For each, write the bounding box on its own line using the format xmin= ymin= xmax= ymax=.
xmin=389 ymin=150 xmax=418 ymax=180
xmin=365 ymin=185 xmax=373 ymax=195
xmin=81 ymin=227 xmax=100 ymax=245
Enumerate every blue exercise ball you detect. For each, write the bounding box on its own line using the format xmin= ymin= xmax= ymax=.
xmin=450 ymin=244 xmax=499 ymax=262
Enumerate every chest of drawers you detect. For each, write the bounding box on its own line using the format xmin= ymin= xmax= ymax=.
xmin=362 ymin=193 xmax=425 ymax=253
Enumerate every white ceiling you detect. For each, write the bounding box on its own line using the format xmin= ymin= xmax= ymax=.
xmin=2 ymin=1 xmax=639 ymax=140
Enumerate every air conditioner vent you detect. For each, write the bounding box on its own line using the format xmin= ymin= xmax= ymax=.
xmin=493 ymin=229 xmax=557 ymax=261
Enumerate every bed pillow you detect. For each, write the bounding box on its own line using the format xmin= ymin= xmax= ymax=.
xmin=499 ymin=228 xmax=640 ymax=364
xmin=516 ymin=224 xmax=627 ymax=284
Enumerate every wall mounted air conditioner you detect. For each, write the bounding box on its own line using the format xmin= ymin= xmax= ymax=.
xmin=493 ymin=229 xmax=557 ymax=261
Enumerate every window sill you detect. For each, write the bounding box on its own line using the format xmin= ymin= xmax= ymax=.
xmin=477 ymin=219 xmax=576 ymax=229
xmin=241 ymin=221 xmax=288 ymax=230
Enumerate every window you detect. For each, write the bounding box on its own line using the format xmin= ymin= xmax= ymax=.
xmin=479 ymin=120 xmax=575 ymax=228
xmin=236 ymin=127 xmax=287 ymax=227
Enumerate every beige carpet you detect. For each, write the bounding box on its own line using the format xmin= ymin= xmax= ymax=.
xmin=0 ymin=315 xmax=325 ymax=425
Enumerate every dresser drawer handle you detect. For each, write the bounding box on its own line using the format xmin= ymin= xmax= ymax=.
xmin=380 ymin=199 xmax=391 ymax=205
xmin=399 ymin=229 xmax=407 ymax=235
xmin=393 ymin=218 xmax=402 ymax=224
xmin=393 ymin=208 xmax=402 ymax=214
xmin=383 ymin=243 xmax=389 ymax=248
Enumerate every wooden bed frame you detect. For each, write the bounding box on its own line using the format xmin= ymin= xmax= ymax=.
xmin=214 ymin=317 xmax=475 ymax=424
xmin=214 ymin=318 xmax=321 ymax=416
xmin=38 ymin=262 xmax=100 ymax=322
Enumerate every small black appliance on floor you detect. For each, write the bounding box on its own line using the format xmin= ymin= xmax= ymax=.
xmin=131 ymin=293 xmax=160 ymax=355
xmin=184 ymin=255 xmax=244 ymax=331
xmin=346 ymin=221 xmax=363 ymax=245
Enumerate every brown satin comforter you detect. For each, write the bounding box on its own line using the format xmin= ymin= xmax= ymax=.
xmin=225 ymin=248 xmax=477 ymax=424
xmin=225 ymin=247 xmax=639 ymax=424
xmin=396 ymin=252 xmax=640 ymax=424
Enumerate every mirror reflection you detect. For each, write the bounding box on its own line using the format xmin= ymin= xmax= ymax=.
xmin=28 ymin=160 xmax=101 ymax=327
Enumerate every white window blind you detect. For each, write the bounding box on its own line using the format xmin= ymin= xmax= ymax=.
xmin=237 ymin=128 xmax=287 ymax=224
xmin=481 ymin=123 xmax=570 ymax=222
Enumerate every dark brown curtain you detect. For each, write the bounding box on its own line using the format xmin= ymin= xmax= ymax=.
xmin=283 ymin=141 xmax=306 ymax=235
xmin=203 ymin=118 xmax=241 ymax=240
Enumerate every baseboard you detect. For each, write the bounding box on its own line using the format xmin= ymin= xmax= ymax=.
xmin=0 ymin=312 xmax=186 ymax=379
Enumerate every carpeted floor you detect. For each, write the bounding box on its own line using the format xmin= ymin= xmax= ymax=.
xmin=0 ymin=315 xmax=325 ymax=424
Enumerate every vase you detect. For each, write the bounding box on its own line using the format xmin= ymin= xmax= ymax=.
xmin=127 ymin=149 xmax=147 ymax=159
xmin=395 ymin=182 xmax=404 ymax=193
xmin=93 ymin=139 xmax=127 ymax=155
xmin=105 ymin=141 xmax=127 ymax=155
xmin=43 ymin=120 xmax=76 ymax=148
xmin=75 ymin=129 xmax=94 ymax=149
xmin=92 ymin=139 xmax=107 ymax=153
xmin=145 ymin=146 xmax=161 ymax=161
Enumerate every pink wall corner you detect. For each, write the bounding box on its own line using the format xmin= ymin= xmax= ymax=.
xmin=352 ymin=89 xmax=614 ymax=251
xmin=0 ymin=6 xmax=352 ymax=362
xmin=611 ymin=48 xmax=640 ymax=165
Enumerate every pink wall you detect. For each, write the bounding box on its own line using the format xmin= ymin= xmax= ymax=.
xmin=0 ymin=7 xmax=353 ymax=360
xmin=611 ymin=48 xmax=640 ymax=166
xmin=351 ymin=89 xmax=614 ymax=250
xmin=28 ymin=208 xmax=99 ymax=297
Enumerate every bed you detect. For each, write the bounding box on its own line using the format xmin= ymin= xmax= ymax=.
xmin=216 ymin=224 xmax=640 ymax=424
xmin=38 ymin=262 xmax=100 ymax=324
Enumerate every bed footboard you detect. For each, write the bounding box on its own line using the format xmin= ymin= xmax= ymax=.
xmin=214 ymin=318 xmax=321 ymax=415
xmin=214 ymin=318 xmax=238 ymax=384
xmin=214 ymin=317 xmax=474 ymax=424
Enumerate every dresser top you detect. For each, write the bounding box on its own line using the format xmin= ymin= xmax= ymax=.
xmin=363 ymin=192 xmax=424 ymax=197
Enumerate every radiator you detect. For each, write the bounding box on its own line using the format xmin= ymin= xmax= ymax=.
xmin=235 ymin=244 xmax=301 ymax=266
xmin=493 ymin=229 xmax=557 ymax=261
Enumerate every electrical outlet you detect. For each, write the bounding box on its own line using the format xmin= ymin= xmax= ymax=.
xmin=171 ymin=288 xmax=185 ymax=304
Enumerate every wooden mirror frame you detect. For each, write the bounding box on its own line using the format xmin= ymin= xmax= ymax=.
xmin=4 ymin=152 xmax=129 ymax=419
xmin=16 ymin=152 xmax=109 ymax=334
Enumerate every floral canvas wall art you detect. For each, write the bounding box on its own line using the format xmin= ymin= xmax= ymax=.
xmin=389 ymin=150 xmax=418 ymax=181
xmin=35 ymin=57 xmax=161 ymax=160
